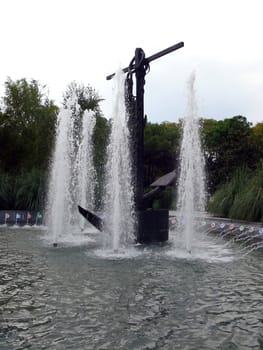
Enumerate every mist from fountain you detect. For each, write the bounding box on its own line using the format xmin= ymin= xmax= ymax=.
xmin=175 ymin=72 xmax=206 ymax=252
xmin=45 ymin=94 xmax=96 ymax=243
xmin=103 ymin=70 xmax=135 ymax=251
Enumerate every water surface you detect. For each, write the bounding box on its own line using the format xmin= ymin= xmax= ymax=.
xmin=1 ymin=227 xmax=263 ymax=349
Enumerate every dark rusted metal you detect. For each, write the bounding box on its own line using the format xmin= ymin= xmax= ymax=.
xmin=106 ymin=42 xmax=184 ymax=80
xmin=150 ymin=170 xmax=176 ymax=188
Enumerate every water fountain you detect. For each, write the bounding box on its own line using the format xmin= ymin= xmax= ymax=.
xmin=45 ymin=106 xmax=74 ymax=244
xmin=102 ymin=70 xmax=136 ymax=250
xmin=46 ymin=43 xmax=231 ymax=253
xmin=45 ymin=93 xmax=96 ymax=244
xmin=174 ymin=72 xmax=206 ymax=252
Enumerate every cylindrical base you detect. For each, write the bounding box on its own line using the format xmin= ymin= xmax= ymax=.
xmin=137 ymin=209 xmax=169 ymax=243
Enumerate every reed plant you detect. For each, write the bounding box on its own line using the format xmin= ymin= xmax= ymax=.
xmin=229 ymin=162 xmax=263 ymax=221
xmin=208 ymin=167 xmax=249 ymax=218
xmin=0 ymin=169 xmax=46 ymax=210
xmin=0 ymin=173 xmax=17 ymax=209
xmin=15 ymin=169 xmax=46 ymax=210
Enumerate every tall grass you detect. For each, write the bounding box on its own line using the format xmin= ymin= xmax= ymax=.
xmin=15 ymin=169 xmax=47 ymax=210
xmin=0 ymin=169 xmax=47 ymax=210
xmin=208 ymin=167 xmax=248 ymax=218
xmin=0 ymin=173 xmax=17 ymax=209
xmin=229 ymin=163 xmax=263 ymax=221
xmin=208 ymin=164 xmax=263 ymax=222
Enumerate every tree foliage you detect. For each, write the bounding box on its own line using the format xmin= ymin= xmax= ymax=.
xmin=144 ymin=121 xmax=181 ymax=187
xmin=0 ymin=78 xmax=58 ymax=173
xmin=62 ymin=81 xmax=103 ymax=115
xmin=204 ymin=118 xmax=263 ymax=221
xmin=93 ymin=115 xmax=111 ymax=208
xmin=0 ymin=78 xmax=111 ymax=211
xmin=201 ymin=115 xmax=262 ymax=193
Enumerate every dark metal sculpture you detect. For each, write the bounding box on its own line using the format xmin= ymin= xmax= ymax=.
xmin=78 ymin=205 xmax=103 ymax=231
xmin=106 ymin=42 xmax=184 ymax=215
xmin=79 ymin=42 xmax=184 ymax=243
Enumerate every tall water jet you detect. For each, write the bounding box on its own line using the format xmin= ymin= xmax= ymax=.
xmin=45 ymin=105 xmax=75 ymax=243
xmin=45 ymin=93 xmax=96 ymax=243
xmin=175 ymin=72 xmax=206 ymax=252
xmin=103 ymin=70 xmax=135 ymax=251
xmin=75 ymin=110 xmax=96 ymax=230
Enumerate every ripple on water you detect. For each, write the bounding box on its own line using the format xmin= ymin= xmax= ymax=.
xmin=166 ymin=240 xmax=237 ymax=263
xmin=91 ymin=245 xmax=145 ymax=260
xmin=41 ymin=233 xmax=97 ymax=248
xmin=1 ymin=228 xmax=263 ymax=349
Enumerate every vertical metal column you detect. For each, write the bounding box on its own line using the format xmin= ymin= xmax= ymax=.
xmin=134 ymin=48 xmax=146 ymax=212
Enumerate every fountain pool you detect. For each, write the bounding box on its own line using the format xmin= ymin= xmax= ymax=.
xmin=1 ymin=226 xmax=263 ymax=350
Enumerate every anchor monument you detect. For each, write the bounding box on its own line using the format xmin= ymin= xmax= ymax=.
xmin=79 ymin=42 xmax=184 ymax=243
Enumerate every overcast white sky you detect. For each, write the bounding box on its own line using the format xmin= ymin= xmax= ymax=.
xmin=1 ymin=0 xmax=263 ymax=124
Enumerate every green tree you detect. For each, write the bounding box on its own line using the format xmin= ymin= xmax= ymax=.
xmin=62 ymin=81 xmax=103 ymax=114
xmin=0 ymin=78 xmax=58 ymax=210
xmin=62 ymin=81 xmax=104 ymax=155
xmin=144 ymin=121 xmax=181 ymax=187
xmin=201 ymin=115 xmax=258 ymax=193
xmin=93 ymin=115 xmax=111 ymax=209
xmin=0 ymin=77 xmax=58 ymax=173
xmin=251 ymin=122 xmax=263 ymax=158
